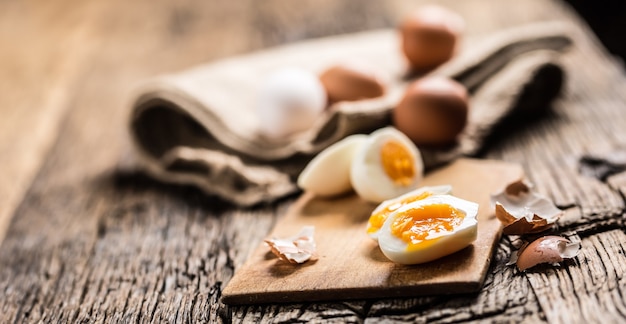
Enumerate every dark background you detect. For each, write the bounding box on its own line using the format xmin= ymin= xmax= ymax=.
xmin=566 ymin=0 xmax=626 ymax=63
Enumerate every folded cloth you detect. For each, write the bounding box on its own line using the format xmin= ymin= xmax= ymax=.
xmin=129 ymin=22 xmax=573 ymax=206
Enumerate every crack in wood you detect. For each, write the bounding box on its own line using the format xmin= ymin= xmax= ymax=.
xmin=2 ymin=0 xmax=626 ymax=323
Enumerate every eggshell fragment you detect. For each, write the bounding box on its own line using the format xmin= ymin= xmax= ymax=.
xmin=319 ymin=63 xmax=386 ymax=104
xmin=297 ymin=134 xmax=367 ymax=197
xmin=393 ymin=76 xmax=469 ymax=147
xmin=350 ymin=127 xmax=424 ymax=203
xmin=400 ymin=5 xmax=465 ymax=72
xmin=256 ymin=67 xmax=327 ymax=139
xmin=491 ymin=180 xmax=563 ymax=235
xmin=515 ymin=236 xmax=580 ymax=271
xmin=264 ymin=226 xmax=316 ymax=264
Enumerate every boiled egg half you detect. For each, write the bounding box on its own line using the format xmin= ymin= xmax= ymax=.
xmin=298 ymin=134 xmax=368 ymax=197
xmin=351 ymin=127 xmax=424 ymax=203
xmin=367 ymin=185 xmax=452 ymax=241
xmin=297 ymin=127 xmax=424 ymax=201
xmin=376 ymin=194 xmax=478 ymax=265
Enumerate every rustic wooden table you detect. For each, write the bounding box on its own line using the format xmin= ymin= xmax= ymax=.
xmin=1 ymin=0 xmax=625 ymax=322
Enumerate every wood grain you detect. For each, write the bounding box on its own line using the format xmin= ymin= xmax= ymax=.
xmin=222 ymin=159 xmax=523 ymax=304
xmin=527 ymin=230 xmax=626 ymax=323
xmin=1 ymin=0 xmax=626 ymax=323
xmin=0 ymin=0 xmax=106 ymax=243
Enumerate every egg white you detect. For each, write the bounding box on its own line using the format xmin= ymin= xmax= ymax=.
xmin=377 ymin=194 xmax=478 ymax=265
xmin=297 ymin=135 xmax=367 ymax=197
xmin=350 ymin=127 xmax=424 ymax=203
xmin=367 ymin=185 xmax=453 ymax=241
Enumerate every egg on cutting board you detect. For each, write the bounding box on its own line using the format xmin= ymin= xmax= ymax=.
xmin=297 ymin=134 xmax=368 ymax=197
xmin=367 ymin=185 xmax=452 ymax=241
xmin=297 ymin=127 xmax=424 ymax=202
xmin=350 ymin=127 xmax=424 ymax=203
xmin=377 ymin=194 xmax=478 ymax=265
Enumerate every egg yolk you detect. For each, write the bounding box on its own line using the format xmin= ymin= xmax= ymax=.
xmin=390 ymin=203 xmax=465 ymax=251
xmin=380 ymin=140 xmax=415 ymax=186
xmin=367 ymin=191 xmax=432 ymax=234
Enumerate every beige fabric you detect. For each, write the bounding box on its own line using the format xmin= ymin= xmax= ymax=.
xmin=129 ymin=22 xmax=573 ymax=206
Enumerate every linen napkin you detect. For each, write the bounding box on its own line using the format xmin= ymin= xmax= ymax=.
xmin=129 ymin=22 xmax=572 ymax=206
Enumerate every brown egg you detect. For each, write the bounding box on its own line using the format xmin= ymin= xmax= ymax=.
xmin=319 ymin=63 xmax=386 ymax=104
xmin=400 ymin=5 xmax=465 ymax=72
xmin=393 ymin=76 xmax=468 ymax=147
xmin=515 ymin=236 xmax=580 ymax=271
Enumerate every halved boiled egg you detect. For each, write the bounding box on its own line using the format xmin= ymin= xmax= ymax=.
xmin=377 ymin=194 xmax=478 ymax=265
xmin=350 ymin=127 xmax=424 ymax=203
xmin=367 ymin=185 xmax=452 ymax=241
xmin=297 ymin=134 xmax=367 ymax=197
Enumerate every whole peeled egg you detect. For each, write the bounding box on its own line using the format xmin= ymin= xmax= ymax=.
xmin=393 ymin=76 xmax=469 ymax=147
xmin=400 ymin=5 xmax=465 ymax=72
xmin=350 ymin=127 xmax=424 ymax=203
xmin=256 ymin=67 xmax=327 ymax=139
xmin=319 ymin=62 xmax=386 ymax=104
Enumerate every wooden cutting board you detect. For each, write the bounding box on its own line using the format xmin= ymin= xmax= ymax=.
xmin=222 ymin=158 xmax=524 ymax=305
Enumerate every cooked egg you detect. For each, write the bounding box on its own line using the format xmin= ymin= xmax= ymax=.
xmin=297 ymin=134 xmax=367 ymax=197
xmin=400 ymin=5 xmax=465 ymax=72
xmin=367 ymin=185 xmax=452 ymax=241
xmin=319 ymin=62 xmax=386 ymax=104
xmin=377 ymin=194 xmax=478 ymax=265
xmin=393 ymin=76 xmax=469 ymax=147
xmin=256 ymin=67 xmax=327 ymax=139
xmin=350 ymin=127 xmax=424 ymax=203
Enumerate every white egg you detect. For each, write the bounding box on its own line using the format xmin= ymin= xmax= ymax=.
xmin=350 ymin=127 xmax=424 ymax=203
xmin=297 ymin=135 xmax=367 ymax=197
xmin=377 ymin=194 xmax=478 ymax=265
xmin=256 ymin=67 xmax=327 ymax=139
xmin=366 ymin=185 xmax=452 ymax=241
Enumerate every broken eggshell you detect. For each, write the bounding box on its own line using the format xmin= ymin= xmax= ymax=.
xmin=491 ymin=180 xmax=562 ymax=235
xmin=512 ymin=235 xmax=580 ymax=271
xmin=264 ymin=226 xmax=317 ymax=264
